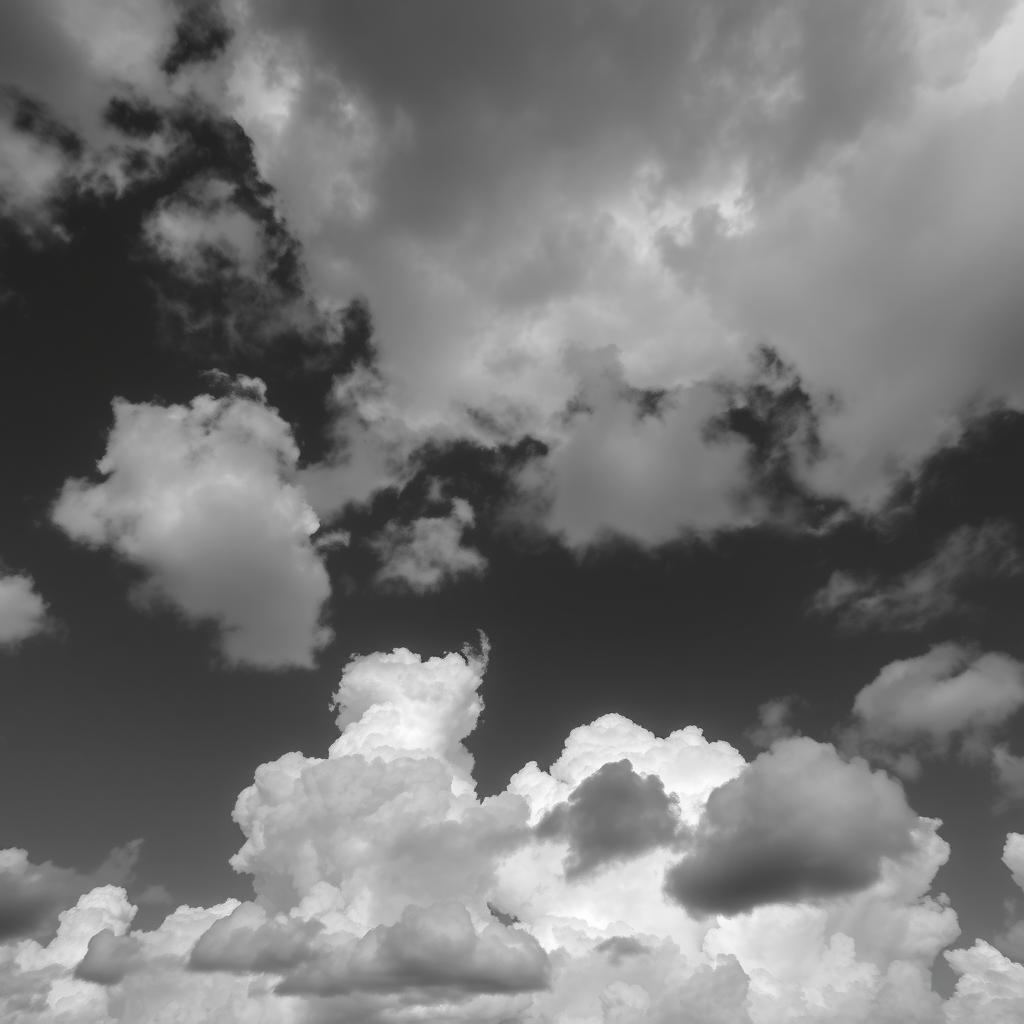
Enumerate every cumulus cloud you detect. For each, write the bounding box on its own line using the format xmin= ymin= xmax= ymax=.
xmin=847 ymin=645 xmax=1024 ymax=766
xmin=51 ymin=381 xmax=332 ymax=668
xmin=812 ymin=522 xmax=1023 ymax=632
xmin=371 ymin=497 xmax=486 ymax=594
xmin=0 ymin=842 xmax=141 ymax=944
xmin=3 ymin=642 xmax=1024 ymax=1021
xmin=664 ymin=737 xmax=919 ymax=917
xmin=0 ymin=572 xmax=49 ymax=648
xmin=277 ymin=900 xmax=549 ymax=997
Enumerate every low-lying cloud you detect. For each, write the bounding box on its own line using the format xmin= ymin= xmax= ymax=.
xmin=2 ymin=643 xmax=1021 ymax=1021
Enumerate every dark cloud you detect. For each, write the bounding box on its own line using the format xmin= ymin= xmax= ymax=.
xmin=704 ymin=345 xmax=843 ymax=529
xmin=74 ymin=929 xmax=143 ymax=985
xmin=190 ymin=904 xmax=320 ymax=974
xmin=162 ymin=1 xmax=232 ymax=77
xmin=0 ymin=841 xmax=142 ymax=944
xmin=594 ymin=935 xmax=651 ymax=965
xmin=536 ymin=759 xmax=685 ymax=878
xmin=746 ymin=696 xmax=801 ymax=750
xmin=665 ymin=738 xmax=916 ymax=916
xmin=275 ymin=902 xmax=549 ymax=997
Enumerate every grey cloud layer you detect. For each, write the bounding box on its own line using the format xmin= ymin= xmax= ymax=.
xmin=220 ymin=0 xmax=1024 ymax=547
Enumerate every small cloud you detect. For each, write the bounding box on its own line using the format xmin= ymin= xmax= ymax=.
xmin=51 ymin=386 xmax=332 ymax=669
xmin=845 ymin=645 xmax=1024 ymax=765
xmin=371 ymin=498 xmax=487 ymax=594
xmin=811 ymin=521 xmax=1022 ymax=633
xmin=0 ymin=572 xmax=50 ymax=649
xmin=746 ymin=696 xmax=800 ymax=749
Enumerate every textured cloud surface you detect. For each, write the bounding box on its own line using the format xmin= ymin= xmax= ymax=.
xmin=3 ymin=643 xmax=1024 ymax=1021
xmin=51 ymin=383 xmax=331 ymax=668
xmin=848 ymin=646 xmax=1024 ymax=767
xmin=204 ymin=0 xmax=1024 ymax=546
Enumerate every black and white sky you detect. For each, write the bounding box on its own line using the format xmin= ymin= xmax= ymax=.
xmin=3 ymin=0 xmax=1024 ymax=1020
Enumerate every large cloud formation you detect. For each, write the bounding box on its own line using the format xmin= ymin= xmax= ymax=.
xmin=211 ymin=0 xmax=1024 ymax=546
xmin=51 ymin=379 xmax=332 ymax=668
xmin=3 ymin=643 xmax=1023 ymax=1022
xmin=9 ymin=0 xmax=1024 ymax=554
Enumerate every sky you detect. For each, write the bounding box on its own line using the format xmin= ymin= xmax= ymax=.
xmin=3 ymin=0 xmax=1024 ymax=1020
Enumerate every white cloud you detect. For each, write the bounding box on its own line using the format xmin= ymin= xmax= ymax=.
xmin=0 ymin=572 xmax=49 ymax=648
xmin=848 ymin=645 xmax=1024 ymax=760
xmin=0 ymin=646 xmax=1021 ymax=1021
xmin=51 ymin=382 xmax=332 ymax=669
xmin=371 ymin=497 xmax=486 ymax=594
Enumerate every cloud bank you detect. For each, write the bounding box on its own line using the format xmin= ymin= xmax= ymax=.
xmin=2 ymin=643 xmax=1023 ymax=1021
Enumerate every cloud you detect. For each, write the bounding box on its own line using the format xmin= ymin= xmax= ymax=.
xmin=0 ymin=572 xmax=49 ymax=648
xmin=51 ymin=381 xmax=332 ymax=668
xmin=188 ymin=901 xmax=318 ymax=974
xmin=993 ymin=745 xmax=1024 ymax=805
xmin=746 ymin=696 xmax=800 ymax=749
xmin=811 ymin=522 xmax=1023 ymax=632
xmin=371 ymin=497 xmax=486 ymax=594
xmin=205 ymin=0 xmax=1024 ymax=548
xmin=11 ymin=0 xmax=1024 ymax=554
xmin=1 ymin=642 xmax=1021 ymax=1021
xmin=944 ymin=940 xmax=1024 ymax=1024
xmin=0 ymin=842 xmax=141 ymax=944
xmin=665 ymin=737 xmax=918 ymax=917
xmin=276 ymin=901 xmax=549 ymax=997
xmin=536 ymin=759 xmax=686 ymax=878
xmin=847 ymin=645 xmax=1024 ymax=762
xmin=74 ymin=928 xmax=143 ymax=985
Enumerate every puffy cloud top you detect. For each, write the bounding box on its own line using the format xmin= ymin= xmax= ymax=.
xmin=51 ymin=384 xmax=332 ymax=668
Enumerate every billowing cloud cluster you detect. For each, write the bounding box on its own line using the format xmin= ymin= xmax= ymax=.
xmin=3 ymin=643 xmax=1024 ymax=1021
xmin=51 ymin=380 xmax=331 ymax=668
